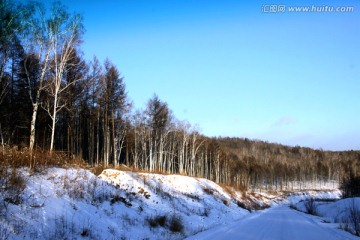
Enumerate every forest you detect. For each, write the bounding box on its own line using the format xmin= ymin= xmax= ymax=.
xmin=1 ymin=0 xmax=359 ymax=191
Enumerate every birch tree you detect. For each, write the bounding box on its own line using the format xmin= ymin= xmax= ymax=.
xmin=18 ymin=1 xmax=83 ymax=154
xmin=176 ymin=120 xmax=191 ymax=174
xmin=18 ymin=2 xmax=51 ymax=155
xmin=44 ymin=2 xmax=84 ymax=153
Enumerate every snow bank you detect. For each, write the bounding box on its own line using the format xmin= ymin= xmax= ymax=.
xmin=98 ymin=169 xmax=249 ymax=237
xmin=295 ymin=197 xmax=360 ymax=236
xmin=0 ymin=168 xmax=249 ymax=240
xmin=1 ymin=168 xmax=143 ymax=239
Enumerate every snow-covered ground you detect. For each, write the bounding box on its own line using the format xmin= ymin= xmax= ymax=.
xmin=1 ymin=168 xmax=250 ymax=239
xmin=186 ymin=193 xmax=360 ymax=240
xmin=294 ymin=197 xmax=360 ymax=237
xmin=185 ymin=205 xmax=359 ymax=240
xmin=0 ymin=167 xmax=356 ymax=240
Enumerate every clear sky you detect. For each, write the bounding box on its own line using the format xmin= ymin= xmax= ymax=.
xmin=57 ymin=0 xmax=360 ymax=151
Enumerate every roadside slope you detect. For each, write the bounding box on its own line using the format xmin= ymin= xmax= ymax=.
xmin=0 ymin=167 xmax=344 ymax=240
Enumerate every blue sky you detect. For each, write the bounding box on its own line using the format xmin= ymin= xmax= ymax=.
xmin=59 ymin=0 xmax=360 ymax=150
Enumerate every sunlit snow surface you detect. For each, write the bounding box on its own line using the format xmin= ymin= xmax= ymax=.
xmin=185 ymin=205 xmax=359 ymax=240
xmin=1 ymin=168 xmax=249 ymax=239
xmin=1 ymin=167 xmax=355 ymax=240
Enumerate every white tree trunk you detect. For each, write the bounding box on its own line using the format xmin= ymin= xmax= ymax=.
xmin=29 ymin=103 xmax=38 ymax=153
xmin=49 ymin=91 xmax=58 ymax=153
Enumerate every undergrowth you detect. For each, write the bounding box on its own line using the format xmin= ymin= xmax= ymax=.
xmin=304 ymin=198 xmax=318 ymax=215
xmin=0 ymin=145 xmax=88 ymax=171
xmin=146 ymin=214 xmax=184 ymax=233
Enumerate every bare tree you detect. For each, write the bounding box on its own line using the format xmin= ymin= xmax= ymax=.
xmin=19 ymin=2 xmax=52 ymax=156
xmin=176 ymin=120 xmax=190 ymax=174
xmin=43 ymin=2 xmax=84 ymax=153
xmin=0 ymin=0 xmax=28 ymax=104
xmin=19 ymin=2 xmax=84 ymax=155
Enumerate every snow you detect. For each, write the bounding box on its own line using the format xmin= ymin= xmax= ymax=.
xmin=186 ymin=192 xmax=359 ymax=240
xmin=98 ymin=169 xmax=250 ymax=237
xmin=1 ymin=168 xmax=142 ymax=239
xmin=1 ymin=168 xmax=249 ymax=239
xmin=281 ymin=190 xmax=342 ymax=206
xmin=294 ymin=197 xmax=360 ymax=236
xmin=185 ymin=205 xmax=359 ymax=240
xmin=0 ymin=167 xmax=357 ymax=240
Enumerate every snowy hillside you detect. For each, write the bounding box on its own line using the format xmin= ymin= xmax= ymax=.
xmin=98 ymin=169 xmax=252 ymax=238
xmin=0 ymin=167 xmax=348 ymax=240
xmin=1 ymin=168 xmax=250 ymax=239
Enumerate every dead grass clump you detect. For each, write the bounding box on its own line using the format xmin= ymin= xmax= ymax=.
xmin=236 ymin=200 xmax=252 ymax=211
xmin=90 ymin=163 xmax=105 ymax=176
xmin=202 ymin=187 xmax=214 ymax=195
xmin=0 ymin=145 xmax=30 ymax=168
xmin=2 ymin=168 xmax=26 ymax=205
xmin=110 ymin=195 xmax=132 ymax=207
xmin=0 ymin=145 xmax=89 ymax=171
xmin=218 ymin=183 xmax=236 ymax=198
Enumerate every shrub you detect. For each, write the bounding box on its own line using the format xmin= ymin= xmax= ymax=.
xmin=236 ymin=201 xmax=252 ymax=212
xmin=169 ymin=215 xmax=184 ymax=233
xmin=147 ymin=217 xmax=158 ymax=228
xmin=146 ymin=215 xmax=167 ymax=228
xmin=289 ymin=202 xmax=298 ymax=211
xmin=2 ymin=168 xmax=26 ymax=205
xmin=146 ymin=214 xmax=183 ymax=233
xmin=91 ymin=163 xmax=105 ymax=176
xmin=347 ymin=199 xmax=360 ymax=236
xmin=304 ymin=198 xmax=318 ymax=215
xmin=156 ymin=215 xmax=166 ymax=227
xmin=81 ymin=228 xmax=90 ymax=237
xmin=340 ymin=173 xmax=360 ymax=198
xmin=9 ymin=168 xmax=26 ymax=190
xmin=110 ymin=195 xmax=132 ymax=207
xmin=236 ymin=201 xmax=246 ymax=209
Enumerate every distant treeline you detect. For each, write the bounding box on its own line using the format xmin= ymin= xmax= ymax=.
xmin=215 ymin=138 xmax=359 ymax=190
xmin=1 ymin=0 xmax=359 ymax=190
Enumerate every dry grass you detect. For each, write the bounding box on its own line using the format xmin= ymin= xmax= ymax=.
xmin=0 ymin=145 xmax=92 ymax=173
xmin=90 ymin=163 xmax=105 ymax=176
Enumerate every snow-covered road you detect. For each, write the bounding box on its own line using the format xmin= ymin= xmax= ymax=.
xmin=186 ymin=206 xmax=355 ymax=240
